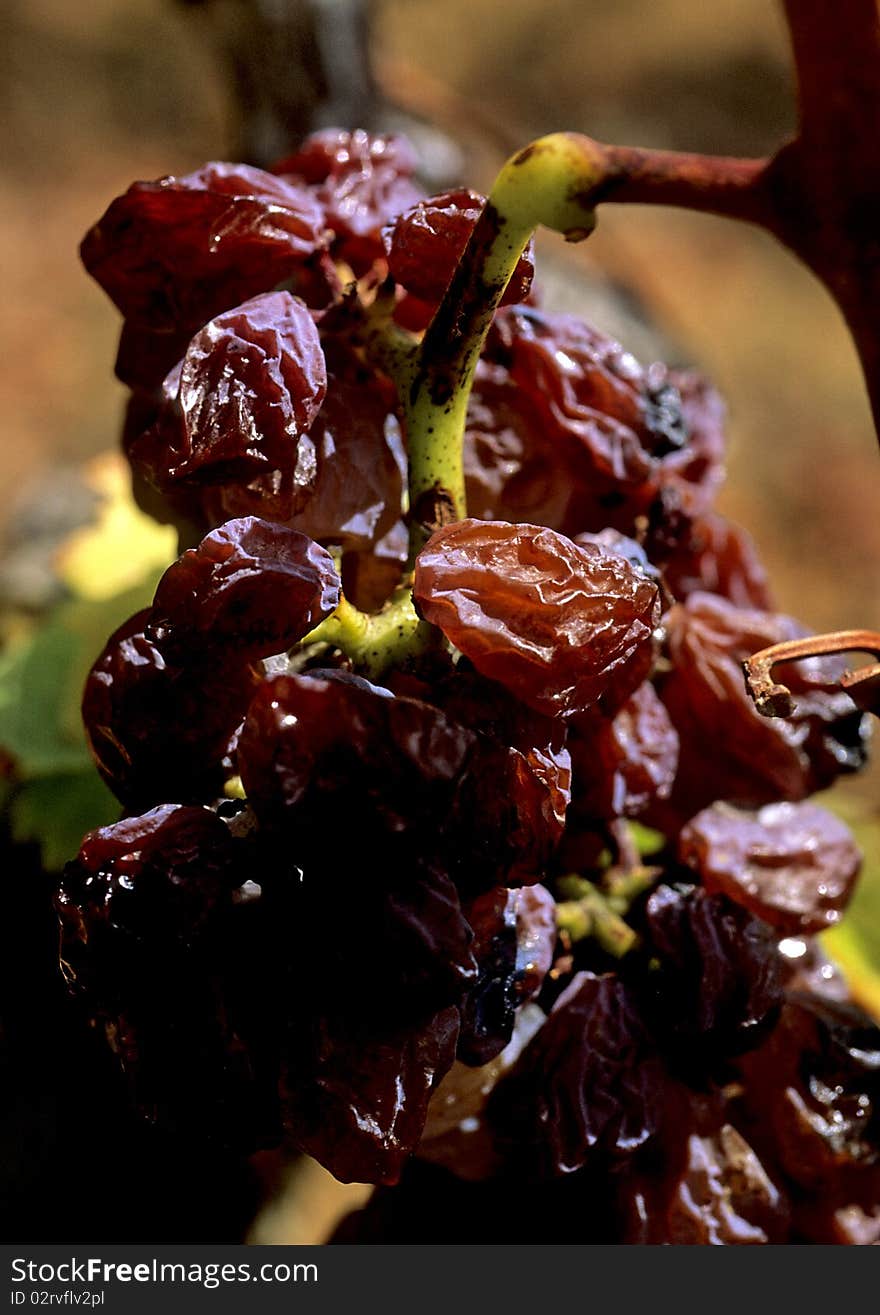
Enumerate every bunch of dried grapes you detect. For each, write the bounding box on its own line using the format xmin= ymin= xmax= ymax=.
xmin=59 ymin=127 xmax=880 ymax=1243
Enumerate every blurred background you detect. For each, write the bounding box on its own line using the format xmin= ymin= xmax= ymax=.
xmin=3 ymin=0 xmax=880 ymax=1243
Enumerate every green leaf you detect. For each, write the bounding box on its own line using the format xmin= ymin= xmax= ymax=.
xmin=9 ymin=770 xmax=120 ymax=872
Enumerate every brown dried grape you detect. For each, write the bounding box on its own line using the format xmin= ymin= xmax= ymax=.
xmin=463 ymin=363 xmax=574 ymax=528
xmin=659 ymin=593 xmax=868 ymax=816
xmin=568 ymin=681 xmax=679 ymax=821
xmin=735 ymin=992 xmax=880 ymax=1235
xmin=414 ymin=520 xmax=660 ymax=719
xmin=680 ymin=800 xmax=862 ymax=935
xmin=147 ymin=517 xmax=340 ymax=662
xmin=342 ymin=519 xmax=409 ymax=612
xmin=428 ymin=669 xmax=572 ymax=889
xmin=275 ymin=129 xmax=421 ymax=275
xmin=489 ymin=970 xmax=664 ymax=1178
xmin=573 ymin=528 xmax=662 ymax=588
xmin=82 ymin=610 xmax=260 ymax=808
xmin=660 ymin=512 xmax=773 ymax=609
xmin=279 ymin=339 xmax=405 ymax=551
xmin=132 ymin=292 xmax=327 ymax=496
xmin=280 ymin=1005 xmax=460 ymax=1185
xmin=80 ymin=162 xmax=328 ymax=332
xmin=643 ymin=884 xmax=782 ymax=1058
xmin=618 ymin=1089 xmax=790 ymax=1244
xmin=463 ymin=308 xmax=726 ymax=540
xmin=386 ymin=189 xmax=534 ymax=320
xmin=56 ymin=804 xmax=280 ymax=1149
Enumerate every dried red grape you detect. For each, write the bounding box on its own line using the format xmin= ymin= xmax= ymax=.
xmin=618 ymin=1088 xmax=789 ymax=1244
xmin=643 ymin=884 xmax=782 ymax=1057
xmin=275 ymin=129 xmax=420 ymax=275
xmin=239 ymin=670 xmax=475 ymax=845
xmin=386 ymin=189 xmax=534 ymax=318
xmin=680 ymin=800 xmax=861 ymax=934
xmin=568 ymin=680 xmax=679 ymax=820
xmin=661 ymin=511 xmax=773 ymax=609
xmin=735 ymin=992 xmax=880 ymax=1238
xmin=280 ymin=1006 xmax=460 ymax=1184
xmin=80 ymin=163 xmax=327 ymax=332
xmin=131 ymin=292 xmax=327 ymax=498
xmin=82 ymin=610 xmax=259 ymax=808
xmin=426 ymin=669 xmax=572 ymax=889
xmin=659 ymin=593 xmax=868 ymax=817
xmin=490 ymin=971 xmax=664 ymax=1177
xmin=463 ymin=308 xmax=726 ymax=539
xmin=147 ymin=517 xmax=340 ymax=662
xmin=414 ymin=520 xmax=660 ymax=719
xmin=58 ymin=805 xmax=238 ymax=951
xmin=457 ymin=888 xmax=519 ymax=1067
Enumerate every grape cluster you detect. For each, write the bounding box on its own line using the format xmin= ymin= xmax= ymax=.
xmin=60 ymin=128 xmax=880 ymax=1241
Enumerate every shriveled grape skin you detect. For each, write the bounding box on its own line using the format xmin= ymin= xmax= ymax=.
xmin=463 ymin=308 xmax=726 ymax=540
xmin=147 ymin=517 xmax=340 ymax=662
xmin=58 ymin=805 xmax=239 ymax=952
xmin=57 ymin=805 xmax=278 ymax=1148
xmin=617 ymin=1088 xmax=790 ymax=1244
xmin=275 ymin=129 xmax=421 ymax=275
xmin=238 ymin=672 xmax=475 ymax=840
xmin=660 ymin=512 xmax=773 ymax=610
xmin=133 ymin=292 xmax=327 ymax=495
xmin=659 ymin=593 xmax=868 ymax=817
xmin=424 ymin=670 xmax=572 ymax=890
xmin=386 ymin=189 xmax=534 ymax=314
xmin=82 ymin=610 xmax=260 ymax=809
xmin=680 ymin=801 xmax=862 ymax=935
xmin=490 ymin=971 xmax=664 ymax=1178
xmin=280 ymin=1006 xmax=460 ymax=1186
xmin=414 ymin=520 xmax=660 ymax=719
xmin=735 ymin=992 xmax=880 ymax=1239
xmin=80 ymin=162 xmax=328 ymax=332
xmin=643 ymin=885 xmax=783 ymax=1058
xmin=567 ymin=680 xmax=679 ymax=821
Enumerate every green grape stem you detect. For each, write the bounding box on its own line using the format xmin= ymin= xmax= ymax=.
xmin=402 ymin=133 xmax=607 ymax=553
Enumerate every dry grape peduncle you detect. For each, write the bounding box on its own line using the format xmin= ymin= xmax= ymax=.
xmin=744 ymin=629 xmax=880 ymax=718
